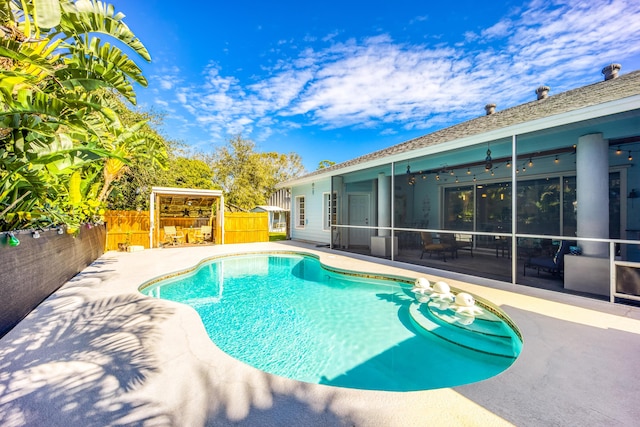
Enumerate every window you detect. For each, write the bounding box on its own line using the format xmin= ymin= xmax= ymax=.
xmin=296 ymin=196 xmax=305 ymax=228
xmin=323 ymin=192 xmax=337 ymax=230
xmin=443 ymin=186 xmax=474 ymax=231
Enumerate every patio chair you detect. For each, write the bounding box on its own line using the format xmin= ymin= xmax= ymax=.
xmin=420 ymin=232 xmax=454 ymax=262
xmin=455 ymin=233 xmax=474 ymax=257
xmin=163 ymin=226 xmax=184 ymax=246
xmin=523 ymin=240 xmax=570 ymax=278
xmin=194 ymin=225 xmax=212 ymax=244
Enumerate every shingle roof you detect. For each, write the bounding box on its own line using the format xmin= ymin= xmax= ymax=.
xmin=297 ymin=70 xmax=640 ymax=181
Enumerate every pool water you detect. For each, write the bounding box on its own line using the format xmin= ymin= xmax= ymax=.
xmin=141 ymin=253 xmax=522 ymax=391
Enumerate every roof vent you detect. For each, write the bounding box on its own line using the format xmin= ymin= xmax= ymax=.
xmin=485 ymin=103 xmax=496 ymax=115
xmin=602 ymin=63 xmax=621 ymax=81
xmin=536 ymin=85 xmax=550 ymax=100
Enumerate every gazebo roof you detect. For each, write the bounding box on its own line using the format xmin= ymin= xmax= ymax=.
xmin=151 ymin=187 xmax=223 ymax=208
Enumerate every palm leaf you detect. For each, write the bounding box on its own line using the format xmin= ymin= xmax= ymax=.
xmin=59 ymin=0 xmax=151 ymax=62
xmin=34 ymin=0 xmax=61 ymax=29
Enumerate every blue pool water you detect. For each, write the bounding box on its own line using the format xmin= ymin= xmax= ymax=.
xmin=141 ymin=253 xmax=522 ymax=391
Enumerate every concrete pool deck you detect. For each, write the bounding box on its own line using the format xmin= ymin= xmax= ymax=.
xmin=1 ymin=241 xmax=639 ymax=426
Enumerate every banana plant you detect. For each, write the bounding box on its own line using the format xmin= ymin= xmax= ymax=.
xmin=0 ymin=0 xmax=155 ymax=232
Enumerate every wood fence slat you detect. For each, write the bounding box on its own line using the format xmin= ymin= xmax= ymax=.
xmin=104 ymin=210 xmax=269 ymax=249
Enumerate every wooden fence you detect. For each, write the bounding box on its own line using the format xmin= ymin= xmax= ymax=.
xmin=104 ymin=210 xmax=269 ymax=250
xmin=104 ymin=210 xmax=151 ymax=251
xmin=224 ymin=212 xmax=269 ymax=244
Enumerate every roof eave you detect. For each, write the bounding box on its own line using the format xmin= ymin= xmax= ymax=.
xmin=277 ymin=94 xmax=640 ymax=188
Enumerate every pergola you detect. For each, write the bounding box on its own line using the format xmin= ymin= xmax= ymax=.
xmin=149 ymin=186 xmax=224 ymax=248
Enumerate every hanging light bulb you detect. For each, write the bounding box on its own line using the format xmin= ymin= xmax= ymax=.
xmin=466 ymin=168 xmax=471 ymax=175
xmin=506 ymin=161 xmax=511 ymax=168
xmin=528 ymin=158 xmax=533 ymax=167
xmin=522 ymin=163 xmax=526 ymax=172
xmin=435 ymin=174 xmax=440 ymax=181
xmin=473 ymin=175 xmax=477 ymax=182
xmin=422 ymin=174 xmax=426 ymax=180
xmin=629 ymin=151 xmax=633 ymax=161
xmin=554 ymin=155 xmax=559 ymax=164
xmin=616 ymin=146 xmax=622 ymax=155
xmin=7 ymin=232 xmax=20 ymax=247
xmin=455 ymin=176 xmax=459 ymax=183
xmin=450 ymin=169 xmax=455 ymax=176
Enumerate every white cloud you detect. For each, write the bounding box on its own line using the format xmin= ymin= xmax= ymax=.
xmin=166 ymin=0 xmax=640 ymax=144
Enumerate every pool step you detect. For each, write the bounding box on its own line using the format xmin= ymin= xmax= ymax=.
xmin=408 ymin=302 xmax=521 ymax=359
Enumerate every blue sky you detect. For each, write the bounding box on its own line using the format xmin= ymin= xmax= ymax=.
xmin=116 ymin=0 xmax=640 ymax=171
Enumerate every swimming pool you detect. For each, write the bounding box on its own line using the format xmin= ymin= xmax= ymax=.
xmin=140 ymin=252 xmax=522 ymax=391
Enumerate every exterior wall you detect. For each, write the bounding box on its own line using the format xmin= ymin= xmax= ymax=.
xmin=0 ymin=225 xmax=106 ymax=338
xmin=290 ymin=179 xmax=331 ymax=244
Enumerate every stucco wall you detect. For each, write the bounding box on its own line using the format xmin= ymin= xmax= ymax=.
xmin=0 ymin=225 xmax=106 ymax=338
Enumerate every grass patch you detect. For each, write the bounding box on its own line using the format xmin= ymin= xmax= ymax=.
xmin=269 ymin=232 xmax=287 ymax=241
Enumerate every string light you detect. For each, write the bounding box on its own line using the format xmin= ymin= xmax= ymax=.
xmin=630 ymin=151 xmax=634 ymax=161
xmin=455 ymin=176 xmax=459 ymax=183
xmin=616 ymin=146 xmax=622 ymax=155
xmin=528 ymin=158 xmax=533 ymax=167
xmin=554 ymin=155 xmax=559 ymax=164
xmin=506 ymin=161 xmax=511 ymax=168
xmin=473 ymin=175 xmax=477 ymax=182
xmin=466 ymin=168 xmax=471 ymax=175
xmin=7 ymin=232 xmax=20 ymax=247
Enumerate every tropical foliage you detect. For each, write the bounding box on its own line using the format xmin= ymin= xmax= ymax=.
xmin=0 ymin=0 xmax=166 ymax=232
xmin=108 ymin=153 xmax=216 ymax=211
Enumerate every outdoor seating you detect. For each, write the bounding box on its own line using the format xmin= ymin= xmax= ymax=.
xmin=163 ymin=226 xmax=184 ymax=246
xmin=523 ymin=240 xmax=570 ymax=278
xmin=420 ymin=232 xmax=455 ymax=262
xmin=455 ymin=233 xmax=474 ymax=257
xmin=194 ymin=225 xmax=212 ymax=244
xmin=495 ymin=236 xmax=510 ymax=258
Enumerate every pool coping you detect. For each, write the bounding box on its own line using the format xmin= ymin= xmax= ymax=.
xmin=1 ymin=241 xmax=640 ymax=426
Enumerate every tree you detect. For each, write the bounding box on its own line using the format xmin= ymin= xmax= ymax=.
xmin=212 ymin=135 xmax=304 ymax=210
xmin=318 ymin=160 xmax=335 ymax=169
xmin=0 ymin=0 xmax=154 ymax=231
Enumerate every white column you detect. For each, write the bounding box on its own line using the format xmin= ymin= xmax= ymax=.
xmin=377 ymin=173 xmax=390 ymax=236
xmin=576 ymin=133 xmax=609 ymax=257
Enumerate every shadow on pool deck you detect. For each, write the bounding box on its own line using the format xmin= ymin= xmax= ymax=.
xmin=0 ymin=291 xmax=177 ymax=425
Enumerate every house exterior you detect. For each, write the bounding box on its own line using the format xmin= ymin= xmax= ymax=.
xmin=250 ymin=205 xmax=287 ymax=232
xmin=278 ymin=65 xmax=640 ymax=303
